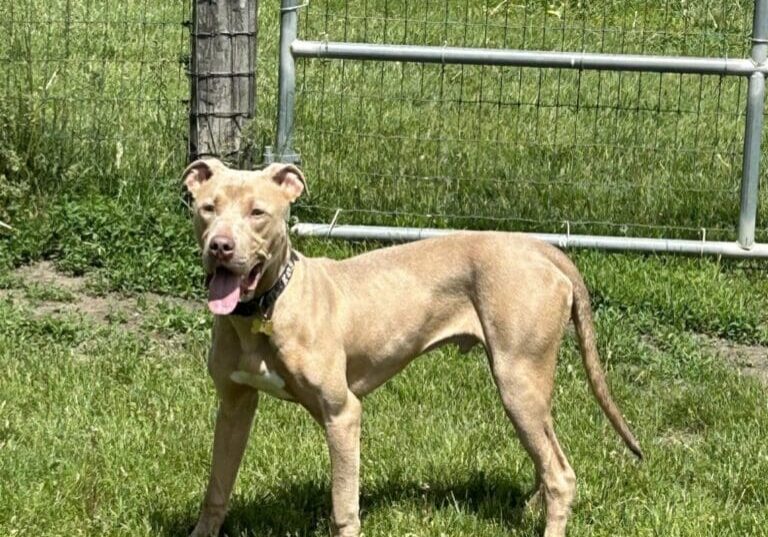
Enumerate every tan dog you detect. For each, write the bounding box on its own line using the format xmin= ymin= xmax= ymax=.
xmin=183 ymin=158 xmax=642 ymax=537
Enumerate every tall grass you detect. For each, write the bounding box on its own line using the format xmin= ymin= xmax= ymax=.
xmin=0 ymin=0 xmax=765 ymax=244
xmin=286 ymin=0 xmax=761 ymax=240
xmin=0 ymin=0 xmax=188 ymax=200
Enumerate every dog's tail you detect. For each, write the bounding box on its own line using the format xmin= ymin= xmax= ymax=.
xmin=543 ymin=246 xmax=643 ymax=460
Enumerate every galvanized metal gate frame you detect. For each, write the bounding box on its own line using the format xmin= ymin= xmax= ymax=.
xmin=274 ymin=0 xmax=768 ymax=258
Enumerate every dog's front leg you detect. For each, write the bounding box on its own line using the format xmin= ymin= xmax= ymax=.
xmin=190 ymin=387 xmax=259 ymax=537
xmin=324 ymin=392 xmax=363 ymax=537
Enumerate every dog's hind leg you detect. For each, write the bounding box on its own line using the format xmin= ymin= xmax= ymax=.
xmin=487 ymin=349 xmax=576 ymax=537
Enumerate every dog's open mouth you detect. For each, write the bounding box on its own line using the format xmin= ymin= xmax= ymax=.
xmin=207 ymin=264 xmax=262 ymax=315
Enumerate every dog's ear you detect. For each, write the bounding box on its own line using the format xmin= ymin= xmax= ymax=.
xmin=182 ymin=158 xmax=225 ymax=196
xmin=262 ymin=163 xmax=308 ymax=202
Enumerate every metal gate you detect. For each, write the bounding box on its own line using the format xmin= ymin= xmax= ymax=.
xmin=271 ymin=0 xmax=768 ymax=258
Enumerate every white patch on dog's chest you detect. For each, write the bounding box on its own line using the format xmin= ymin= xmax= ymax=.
xmin=230 ymin=359 xmax=294 ymax=401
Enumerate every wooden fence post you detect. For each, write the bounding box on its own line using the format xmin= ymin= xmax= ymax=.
xmin=189 ymin=0 xmax=257 ymax=166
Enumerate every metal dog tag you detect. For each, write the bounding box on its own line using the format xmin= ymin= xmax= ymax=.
xmin=251 ymin=318 xmax=274 ymax=336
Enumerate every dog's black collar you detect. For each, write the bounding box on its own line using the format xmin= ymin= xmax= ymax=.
xmin=231 ymin=250 xmax=299 ymax=318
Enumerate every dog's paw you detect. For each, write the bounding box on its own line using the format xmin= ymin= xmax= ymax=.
xmin=189 ymin=517 xmax=222 ymax=537
xmin=523 ymin=486 xmax=545 ymax=518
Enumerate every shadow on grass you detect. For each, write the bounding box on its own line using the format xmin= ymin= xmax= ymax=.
xmin=151 ymin=471 xmax=531 ymax=536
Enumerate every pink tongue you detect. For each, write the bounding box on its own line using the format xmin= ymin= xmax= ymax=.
xmin=208 ymin=269 xmax=242 ymax=315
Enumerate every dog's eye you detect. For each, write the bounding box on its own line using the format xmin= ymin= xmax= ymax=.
xmin=250 ymin=207 xmax=266 ymax=217
xmin=200 ymin=203 xmax=215 ymax=213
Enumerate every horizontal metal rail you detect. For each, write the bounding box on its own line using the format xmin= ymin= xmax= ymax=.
xmin=292 ymin=223 xmax=768 ymax=259
xmin=292 ymin=40 xmax=763 ymax=76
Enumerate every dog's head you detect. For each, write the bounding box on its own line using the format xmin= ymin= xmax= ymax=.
xmin=182 ymin=158 xmax=307 ymax=315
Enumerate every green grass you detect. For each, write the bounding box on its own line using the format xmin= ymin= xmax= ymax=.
xmin=1 ymin=250 xmax=768 ymax=536
xmin=0 ymin=0 xmax=766 ymax=240
xmin=0 ymin=0 xmax=187 ymax=199
xmin=2 ymin=0 xmax=768 ymax=535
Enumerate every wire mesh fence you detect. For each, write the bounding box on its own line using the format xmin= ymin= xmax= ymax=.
xmin=0 ymin=0 xmax=190 ymax=198
xmin=282 ymin=0 xmax=765 ymax=243
xmin=2 ymin=0 xmax=766 ymax=247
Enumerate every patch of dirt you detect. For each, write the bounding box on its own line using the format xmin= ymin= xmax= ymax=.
xmin=13 ymin=261 xmax=84 ymax=292
xmin=696 ymin=335 xmax=768 ymax=386
xmin=640 ymin=333 xmax=768 ymax=386
xmin=0 ymin=261 xmax=202 ymax=333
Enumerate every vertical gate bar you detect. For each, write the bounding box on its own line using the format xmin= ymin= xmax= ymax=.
xmin=276 ymin=0 xmax=300 ymax=164
xmin=738 ymin=0 xmax=768 ymax=248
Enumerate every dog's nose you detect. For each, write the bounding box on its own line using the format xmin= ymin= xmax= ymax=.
xmin=210 ymin=235 xmax=235 ymax=260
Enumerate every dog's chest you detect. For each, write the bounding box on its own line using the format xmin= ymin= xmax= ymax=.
xmin=230 ymin=353 xmax=294 ymax=401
